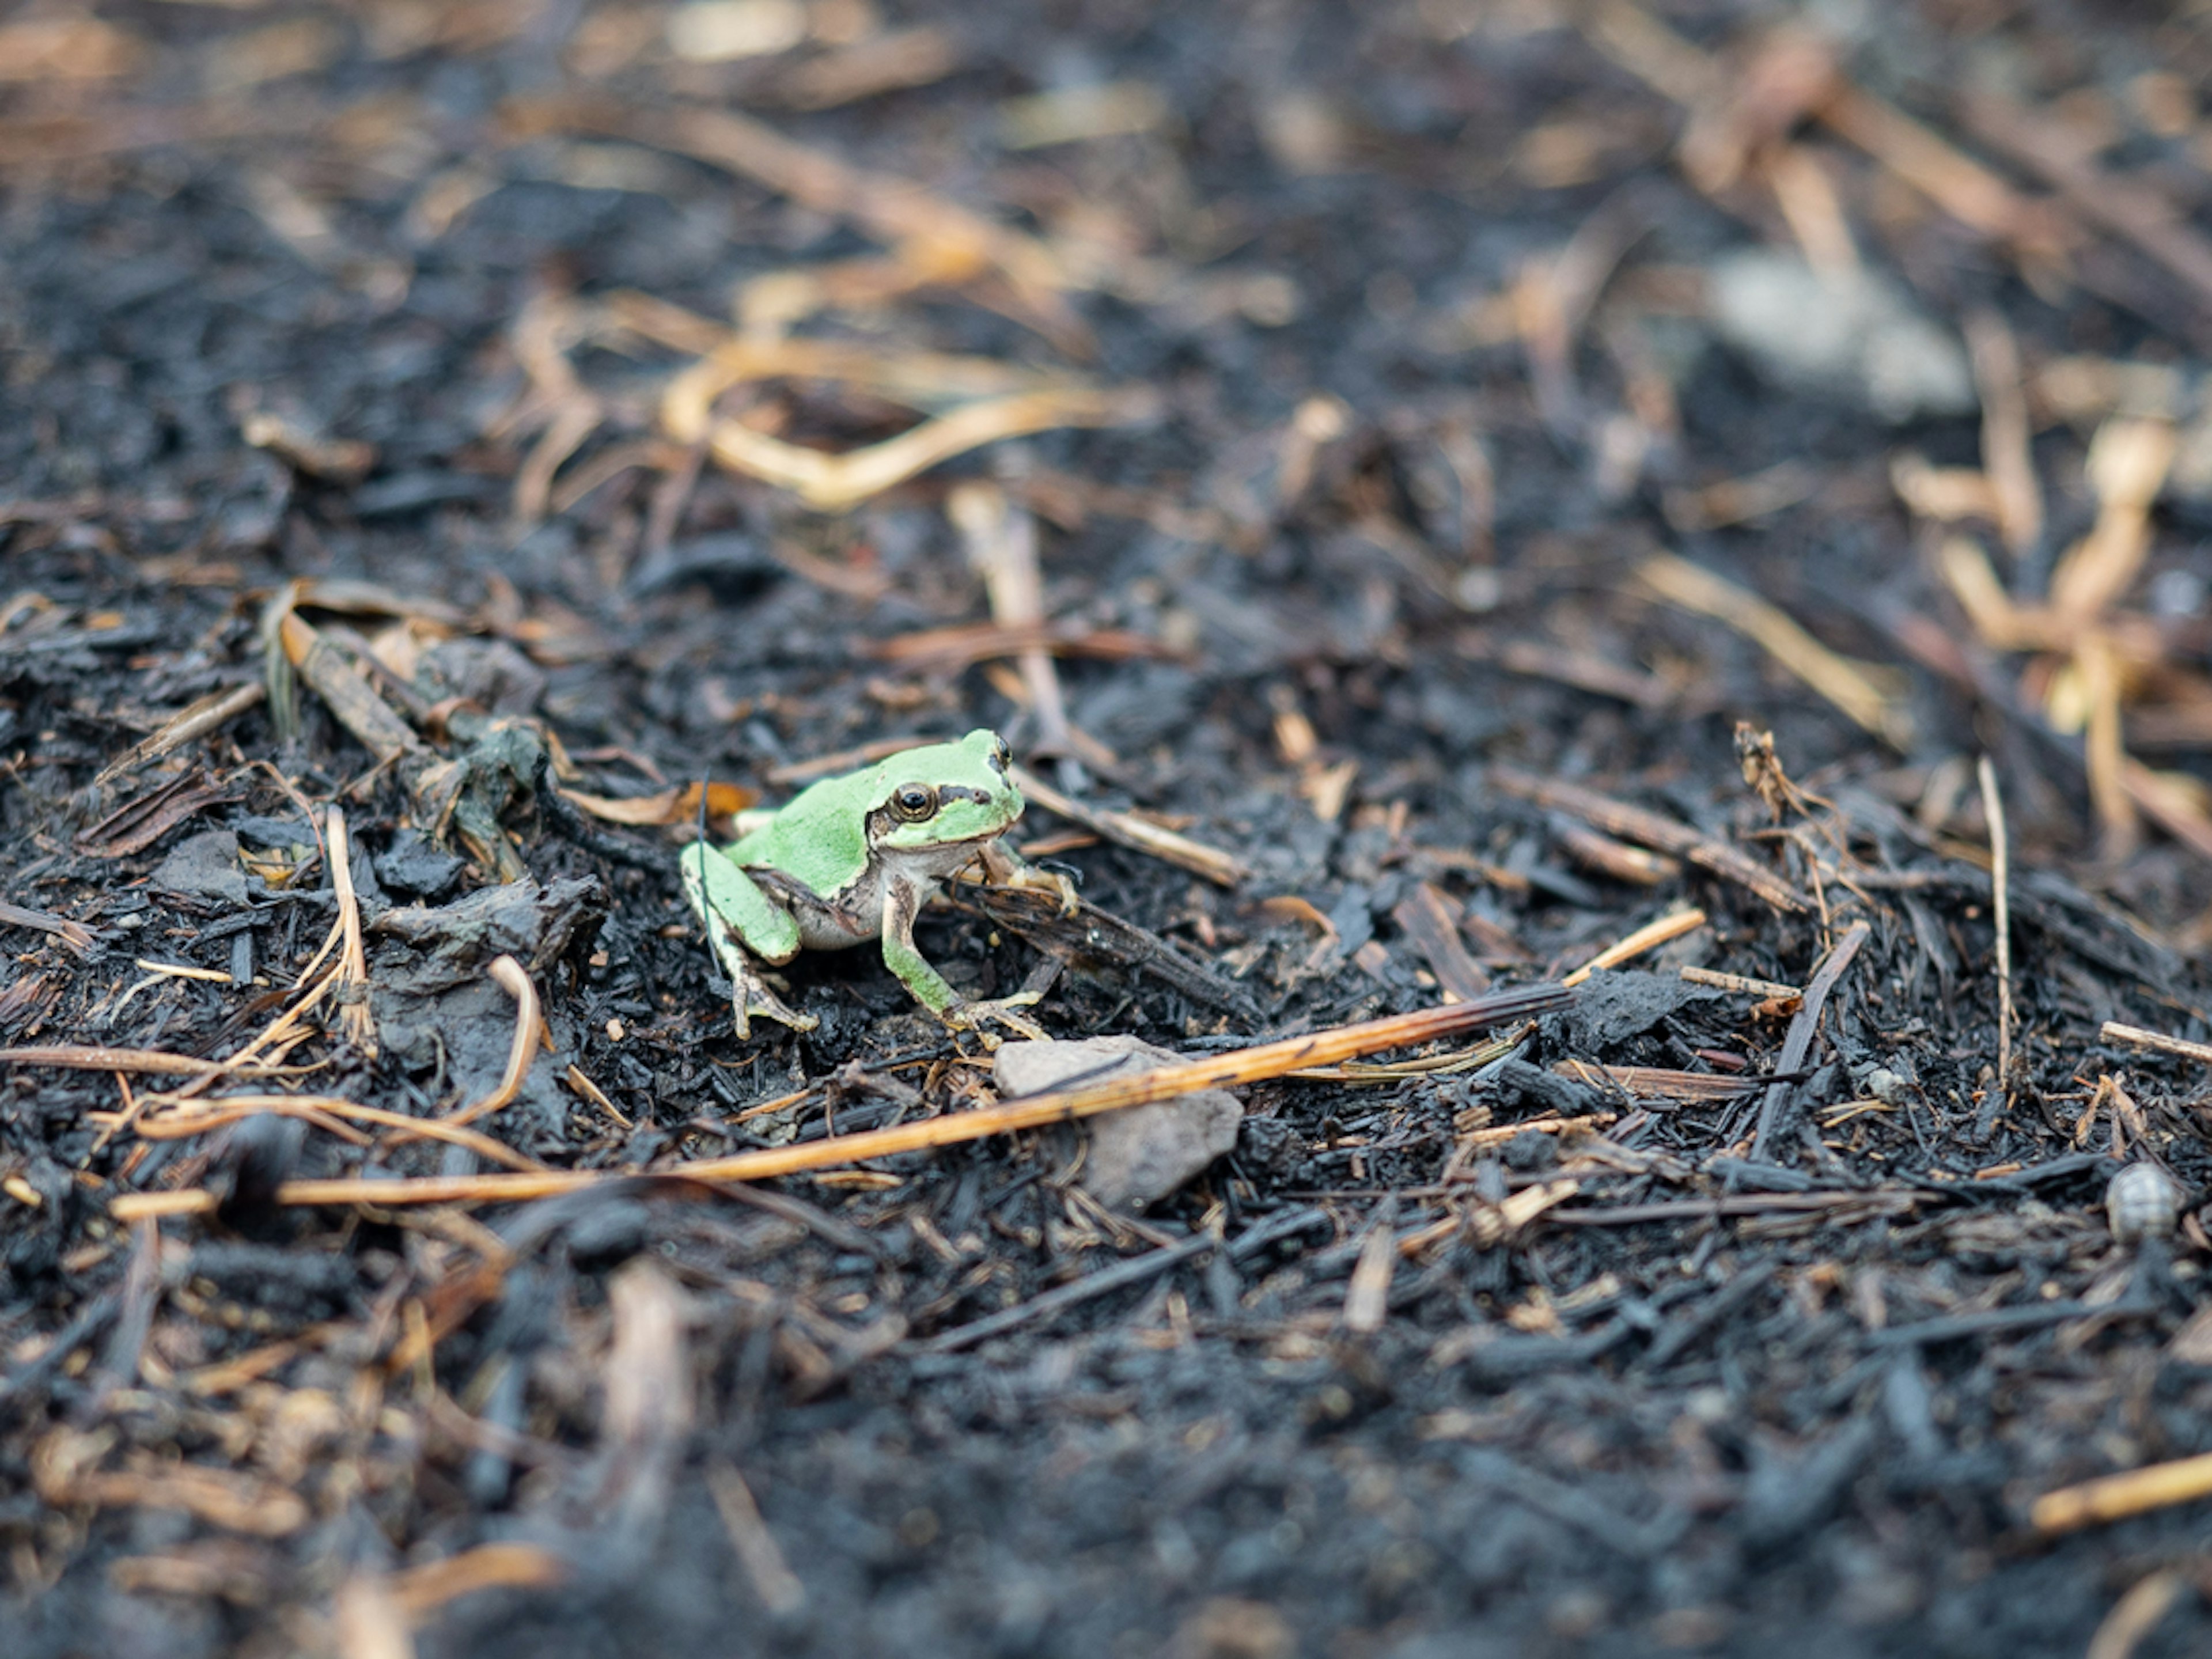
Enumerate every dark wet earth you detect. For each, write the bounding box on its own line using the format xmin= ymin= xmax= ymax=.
xmin=10 ymin=2 xmax=2212 ymax=1656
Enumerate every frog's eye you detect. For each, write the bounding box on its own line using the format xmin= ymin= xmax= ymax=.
xmin=990 ymin=737 xmax=1011 ymax=772
xmin=891 ymin=783 xmax=938 ymax=821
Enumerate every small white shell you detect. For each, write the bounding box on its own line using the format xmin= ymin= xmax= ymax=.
xmin=2106 ymin=1162 xmax=2184 ymax=1246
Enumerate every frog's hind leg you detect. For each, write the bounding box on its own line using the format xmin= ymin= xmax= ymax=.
xmin=681 ymin=843 xmax=816 ymax=1039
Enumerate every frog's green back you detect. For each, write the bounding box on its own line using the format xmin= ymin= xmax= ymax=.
xmin=726 ymin=766 xmax=877 ymax=897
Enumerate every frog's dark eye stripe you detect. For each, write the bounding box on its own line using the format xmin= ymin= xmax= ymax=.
xmin=891 ymin=783 xmax=938 ymax=821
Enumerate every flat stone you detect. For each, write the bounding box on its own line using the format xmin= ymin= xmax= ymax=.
xmin=151 ymin=828 xmax=249 ymax=906
xmin=1706 ymin=249 xmax=1975 ymax=425
xmin=994 ymin=1035 xmax=1244 ymax=1211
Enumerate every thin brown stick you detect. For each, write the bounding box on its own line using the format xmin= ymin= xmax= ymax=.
xmin=0 ymin=1046 xmax=298 ymax=1078
xmin=441 ymin=957 xmax=539 ymax=1128
xmin=93 ymin=681 xmax=267 ymax=787
xmin=1959 ymin=92 xmax=2212 ymax=315
xmin=1556 ymin=1062 xmax=1753 ymax=1103
xmin=706 ymin=1460 xmax=806 ymax=1616
xmin=681 ymin=384 xmax=1152 ymax=514
xmin=1963 ymin=309 xmax=2041 ymax=560
xmin=630 ymin=105 xmax=1075 ymax=315
xmin=2032 ymin=1450 xmax=2212 ymax=1535
xmin=1978 ymin=756 xmax=2014 ymax=1126
xmin=2100 ymin=1022 xmax=2212 ymax=1067
xmin=1817 ymin=84 xmax=2066 ymax=253
xmin=1562 ymin=907 xmax=1707 ymax=987
xmin=1677 ymin=965 xmax=1801 ymax=999
xmin=862 ymin=622 xmax=1177 ymax=672
xmin=328 ymin=806 xmax=376 ymax=1054
xmin=388 ymin=1543 xmax=567 ymax=1619
xmin=109 ymin=986 xmax=1573 ymax=1219
xmin=1490 ymin=764 xmax=1808 ymax=913
xmin=2085 ymin=1571 xmax=2190 ymax=1659
xmin=128 ymin=1095 xmax=546 ymax=1173
xmin=950 ymin=483 xmax=1073 ymax=759
xmin=1554 ymin=820 xmax=1681 ymax=886
xmin=1012 ymin=765 xmax=1249 ymax=887
xmin=1635 ymin=554 xmax=1916 ymax=751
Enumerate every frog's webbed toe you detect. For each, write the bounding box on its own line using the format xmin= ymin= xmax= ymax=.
xmin=975 ymin=842 xmax=1080 ymax=918
xmin=714 ymin=951 xmax=817 ymax=1040
xmin=938 ymin=992 xmax=1048 ymax=1047
xmin=1028 ymin=869 xmax=1081 ymax=918
xmin=738 ymin=979 xmax=818 ymax=1039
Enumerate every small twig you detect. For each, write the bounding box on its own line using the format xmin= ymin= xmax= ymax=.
xmin=1866 ymin=1296 xmax=2142 ymax=1349
xmin=1393 ymin=1177 xmax=1580 ymax=1255
xmin=127 ymin=1093 xmax=547 ymax=1173
xmin=1552 ymin=1191 xmax=1915 ymax=1226
xmin=93 ymin=681 xmax=266 ymax=788
xmin=369 ymin=956 xmax=541 ymax=1163
xmin=1555 ymin=1063 xmax=1752 ymax=1103
xmin=863 ymin=621 xmax=1177 ymax=673
xmin=279 ymin=611 xmax=423 ymax=768
xmin=1342 ymin=1205 xmax=1399 ymax=1334
xmin=1963 ymin=309 xmax=2041 ymax=560
xmin=1677 ymin=965 xmax=1801 ymax=999
xmin=328 ymin=806 xmax=376 ymax=1055
xmin=2033 ymin=1452 xmax=2212 ymax=1536
xmin=1011 ymin=764 xmax=1249 ymax=887
xmin=1563 ymin=907 xmax=1707 ymax=987
xmin=0 ymin=1046 xmax=302 ymax=1078
xmin=912 ymin=1206 xmax=1330 ymax=1354
xmin=1749 ymin=921 xmax=1871 ymax=1161
xmin=442 ymin=957 xmax=540 ymax=1129
xmin=110 ymin=986 xmax=1573 ymax=1219
xmin=950 ymin=482 xmax=1075 ymax=766
xmin=1977 ymin=756 xmax=2013 ymax=1135
xmin=2085 ymin=1571 xmax=2190 ymax=1659
xmin=1490 ymin=764 xmax=1808 ymax=912
xmin=1391 ymin=882 xmax=1491 ymax=1001
xmin=2100 ymin=1022 xmax=2212 ymax=1067
xmin=1960 ymin=91 xmax=2212 ymax=319
xmin=564 ymin=1063 xmax=633 ymax=1130
xmin=706 ymin=1459 xmax=805 ymax=1616
xmin=387 ymin=1544 xmax=566 ymax=1620
xmin=1635 ymin=554 xmax=1916 ymax=751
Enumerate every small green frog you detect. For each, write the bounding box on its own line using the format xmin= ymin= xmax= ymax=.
xmin=680 ymin=729 xmax=1068 ymax=1040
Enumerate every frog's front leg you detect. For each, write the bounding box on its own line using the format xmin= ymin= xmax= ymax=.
xmin=681 ymin=842 xmax=818 ymax=1039
xmin=879 ymin=866 xmax=1044 ymax=1044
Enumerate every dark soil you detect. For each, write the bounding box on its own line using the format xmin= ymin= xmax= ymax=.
xmin=8 ymin=2 xmax=2212 ymax=1656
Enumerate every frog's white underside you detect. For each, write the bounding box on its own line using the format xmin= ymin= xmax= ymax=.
xmin=750 ymin=835 xmax=999 ymax=953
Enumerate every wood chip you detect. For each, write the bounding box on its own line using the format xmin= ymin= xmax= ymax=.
xmin=1390 ymin=883 xmax=1491 ymax=1001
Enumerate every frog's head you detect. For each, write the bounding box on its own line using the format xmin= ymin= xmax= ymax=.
xmin=868 ymin=729 xmax=1023 ymax=851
